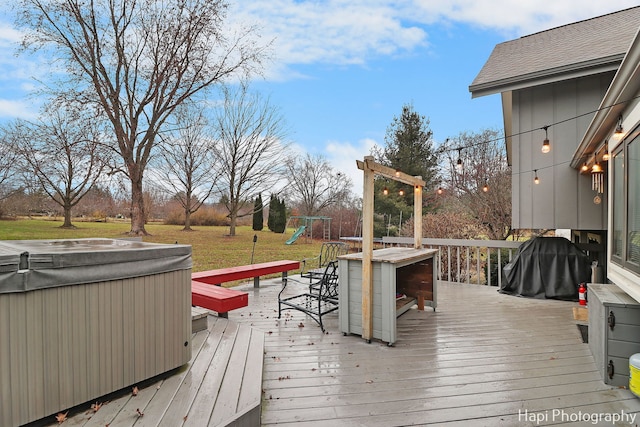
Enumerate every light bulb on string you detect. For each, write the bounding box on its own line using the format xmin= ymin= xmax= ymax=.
xmin=615 ymin=115 xmax=624 ymax=134
xmin=602 ymin=140 xmax=610 ymax=161
xmin=534 ymin=169 xmax=540 ymax=185
xmin=482 ymin=178 xmax=489 ymax=193
xmin=455 ymin=148 xmax=463 ymax=173
xmin=541 ymin=126 xmax=550 ymax=153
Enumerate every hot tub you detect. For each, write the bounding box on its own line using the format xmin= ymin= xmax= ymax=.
xmin=0 ymin=238 xmax=192 ymax=427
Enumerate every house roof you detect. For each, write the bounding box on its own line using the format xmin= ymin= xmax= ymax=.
xmin=469 ymin=7 xmax=640 ymax=98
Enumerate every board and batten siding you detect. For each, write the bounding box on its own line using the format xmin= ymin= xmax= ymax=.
xmin=510 ymin=72 xmax=612 ymax=230
xmin=0 ymin=269 xmax=192 ymax=427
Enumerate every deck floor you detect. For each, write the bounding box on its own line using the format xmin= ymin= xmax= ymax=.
xmin=46 ymin=279 xmax=640 ymax=426
xmin=240 ymin=279 xmax=640 ymax=426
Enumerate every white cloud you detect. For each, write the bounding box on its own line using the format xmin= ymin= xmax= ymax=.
xmin=0 ymin=99 xmax=38 ymax=120
xmin=232 ymin=0 xmax=640 ymax=80
xmin=324 ymin=137 xmax=380 ymax=198
xmin=413 ymin=0 xmax=640 ymax=35
xmin=230 ymin=0 xmax=430 ymax=79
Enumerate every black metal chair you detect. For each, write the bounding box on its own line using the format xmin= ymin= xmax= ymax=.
xmin=278 ymin=261 xmax=339 ymax=332
xmin=300 ymin=241 xmax=349 ymax=282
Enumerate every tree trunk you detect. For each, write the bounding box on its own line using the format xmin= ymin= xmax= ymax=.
xmin=184 ymin=209 xmax=192 ymax=231
xmin=61 ymin=202 xmax=74 ymax=228
xmin=229 ymin=210 xmax=237 ymax=236
xmin=129 ymin=176 xmax=148 ymax=235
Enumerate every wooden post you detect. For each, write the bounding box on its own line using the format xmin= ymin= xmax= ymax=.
xmin=414 ymin=180 xmax=423 ymax=249
xmin=361 ymin=156 xmax=375 ymax=341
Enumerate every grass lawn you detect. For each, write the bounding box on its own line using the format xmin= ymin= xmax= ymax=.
xmin=0 ymin=218 xmax=325 ymax=280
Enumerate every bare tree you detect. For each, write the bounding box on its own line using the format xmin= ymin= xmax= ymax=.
xmin=213 ymin=84 xmax=290 ymax=236
xmin=286 ymin=153 xmax=352 ymax=216
xmin=151 ymin=106 xmax=220 ymax=231
xmin=5 ymin=105 xmax=108 ymax=228
xmin=439 ymin=129 xmax=512 ymax=240
xmin=17 ymin=0 xmax=268 ymax=235
xmin=0 ymin=134 xmax=19 ymax=203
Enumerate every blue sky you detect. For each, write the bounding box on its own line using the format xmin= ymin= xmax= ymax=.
xmin=1 ymin=1 xmax=639 ymax=191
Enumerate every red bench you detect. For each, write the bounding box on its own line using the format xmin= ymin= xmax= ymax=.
xmin=191 ymin=281 xmax=248 ymax=318
xmin=191 ymin=260 xmax=300 ymax=318
xmin=191 ymin=260 xmax=300 ymax=288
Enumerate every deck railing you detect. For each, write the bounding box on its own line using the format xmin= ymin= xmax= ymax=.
xmin=382 ymin=236 xmax=523 ymax=288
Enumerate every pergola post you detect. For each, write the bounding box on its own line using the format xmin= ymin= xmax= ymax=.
xmin=361 ymin=163 xmax=375 ymax=341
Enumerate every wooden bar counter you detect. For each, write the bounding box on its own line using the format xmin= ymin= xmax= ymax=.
xmin=338 ymin=247 xmax=438 ymax=345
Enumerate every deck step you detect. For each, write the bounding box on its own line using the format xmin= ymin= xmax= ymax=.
xmin=192 ymin=306 xmax=209 ymax=332
xmin=208 ymin=317 xmax=265 ymax=427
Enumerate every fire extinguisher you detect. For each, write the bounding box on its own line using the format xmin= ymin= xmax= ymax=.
xmin=579 ymin=283 xmax=587 ymax=306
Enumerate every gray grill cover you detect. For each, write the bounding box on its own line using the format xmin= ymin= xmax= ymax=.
xmin=501 ymin=237 xmax=591 ymax=300
xmin=0 ymin=238 xmax=192 ymax=294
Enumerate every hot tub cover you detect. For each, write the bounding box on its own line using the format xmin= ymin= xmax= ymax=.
xmin=0 ymin=238 xmax=192 ymax=293
xmin=501 ymin=237 xmax=591 ymax=300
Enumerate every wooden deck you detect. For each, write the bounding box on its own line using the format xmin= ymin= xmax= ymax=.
xmin=42 ymin=279 xmax=640 ymax=426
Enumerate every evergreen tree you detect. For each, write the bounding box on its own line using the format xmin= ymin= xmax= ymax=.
xmin=252 ymin=194 xmax=263 ymax=231
xmin=371 ymin=103 xmax=441 ymax=236
xmin=271 ymin=196 xmax=286 ymax=233
xmin=267 ymin=194 xmax=275 ymax=232
xmin=380 ymin=103 xmax=438 ymax=185
xmin=278 ymin=197 xmax=287 ymax=233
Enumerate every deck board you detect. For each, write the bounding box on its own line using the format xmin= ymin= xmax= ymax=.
xmin=243 ymin=279 xmax=640 ymax=426
xmin=40 ymin=279 xmax=640 ymax=427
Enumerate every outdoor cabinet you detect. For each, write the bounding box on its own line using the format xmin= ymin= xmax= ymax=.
xmin=588 ymin=283 xmax=640 ymax=387
xmin=338 ymin=247 xmax=438 ymax=345
xmin=0 ymin=238 xmax=193 ymax=427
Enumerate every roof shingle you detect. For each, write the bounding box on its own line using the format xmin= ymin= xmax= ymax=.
xmin=469 ymin=7 xmax=640 ymax=97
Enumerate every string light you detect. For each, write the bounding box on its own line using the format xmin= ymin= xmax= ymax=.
xmin=533 ymin=170 xmax=539 ymax=185
xmin=602 ymin=140 xmax=610 ymax=161
xmin=455 ymin=148 xmax=463 ymax=172
xmin=436 ymin=94 xmax=640 ymax=162
xmin=383 ymin=186 xmax=389 ymax=196
xmin=482 ymin=178 xmax=489 ymax=193
xmin=397 ymin=94 xmax=640 ymax=188
xmin=398 ymin=188 xmax=405 ymax=196
xmin=615 ymin=115 xmax=624 ymax=134
xmin=541 ymin=126 xmax=550 ymax=153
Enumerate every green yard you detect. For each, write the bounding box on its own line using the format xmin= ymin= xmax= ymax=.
xmin=0 ymin=218 xmax=324 ymax=276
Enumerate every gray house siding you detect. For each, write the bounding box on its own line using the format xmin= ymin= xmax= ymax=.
xmin=510 ymin=72 xmax=612 ymax=229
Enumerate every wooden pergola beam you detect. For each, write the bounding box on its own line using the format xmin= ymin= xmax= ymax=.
xmin=356 ymin=158 xmax=426 ymax=187
xmin=356 ymin=156 xmax=424 ymax=342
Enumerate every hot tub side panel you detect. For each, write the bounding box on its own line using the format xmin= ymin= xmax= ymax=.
xmin=0 ymin=268 xmax=191 ymax=427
